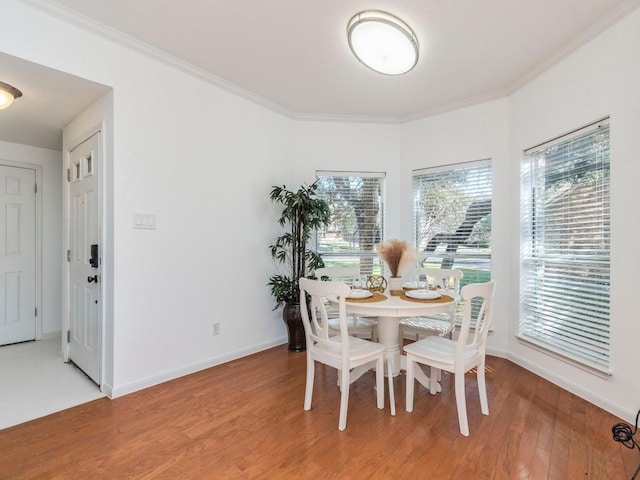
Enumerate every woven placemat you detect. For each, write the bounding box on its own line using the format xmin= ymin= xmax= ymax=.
xmin=400 ymin=293 xmax=454 ymax=304
xmin=345 ymin=292 xmax=388 ymax=303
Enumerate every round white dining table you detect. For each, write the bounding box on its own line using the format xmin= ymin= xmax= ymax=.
xmin=329 ymin=289 xmax=460 ymax=380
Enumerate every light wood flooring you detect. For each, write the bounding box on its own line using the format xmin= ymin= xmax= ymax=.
xmin=0 ymin=344 xmax=637 ymax=479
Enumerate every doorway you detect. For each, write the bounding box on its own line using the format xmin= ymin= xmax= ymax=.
xmin=65 ymin=131 xmax=102 ymax=386
xmin=0 ymin=164 xmax=37 ymax=346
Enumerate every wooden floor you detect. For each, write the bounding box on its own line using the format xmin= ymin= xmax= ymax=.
xmin=1 ymin=345 xmax=637 ymax=480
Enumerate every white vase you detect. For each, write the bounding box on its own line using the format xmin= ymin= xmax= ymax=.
xmin=389 ymin=276 xmax=403 ymax=296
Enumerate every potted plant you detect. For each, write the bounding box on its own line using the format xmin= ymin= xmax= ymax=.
xmin=268 ymin=181 xmax=331 ymax=351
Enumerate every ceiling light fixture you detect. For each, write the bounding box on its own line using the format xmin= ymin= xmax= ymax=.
xmin=347 ymin=10 xmax=419 ymax=75
xmin=0 ymin=81 xmax=23 ymax=110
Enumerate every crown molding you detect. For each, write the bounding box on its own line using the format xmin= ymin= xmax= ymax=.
xmin=398 ymin=89 xmax=509 ymax=124
xmin=291 ymin=112 xmax=403 ymax=124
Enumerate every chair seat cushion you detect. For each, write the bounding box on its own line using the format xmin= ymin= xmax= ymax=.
xmin=404 ymin=336 xmax=477 ymax=365
xmin=315 ymin=335 xmax=384 ymax=362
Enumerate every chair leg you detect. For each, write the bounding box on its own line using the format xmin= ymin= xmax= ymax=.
xmin=375 ymin=356 xmax=384 ymax=410
xmin=338 ymin=367 xmax=350 ymax=431
xmin=454 ymin=370 xmax=469 ymax=436
xmin=387 ymin=355 xmax=396 ymax=416
xmin=304 ymin=358 xmax=314 ymax=411
xmin=477 ymin=360 xmax=489 ymax=415
xmin=429 ymin=367 xmax=440 ymax=395
xmin=405 ymin=355 xmax=415 ymax=412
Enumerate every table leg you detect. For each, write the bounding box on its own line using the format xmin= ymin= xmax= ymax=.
xmin=376 ymin=316 xmax=401 ymax=376
xmin=372 ymin=316 xmax=442 ymax=392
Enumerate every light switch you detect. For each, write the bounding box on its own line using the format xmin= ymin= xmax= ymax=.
xmin=133 ymin=213 xmax=156 ymax=229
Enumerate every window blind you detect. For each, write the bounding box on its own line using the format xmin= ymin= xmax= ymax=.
xmin=315 ymin=171 xmax=385 ymax=275
xmin=413 ymin=160 xmax=492 ymax=284
xmin=520 ymin=120 xmax=610 ymax=370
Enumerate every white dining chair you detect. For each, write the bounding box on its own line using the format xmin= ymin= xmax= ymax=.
xmin=400 ymin=268 xmax=463 ymax=340
xmin=299 ymin=277 xmax=395 ymax=431
xmin=315 ymin=267 xmax=378 ymax=341
xmin=404 ymin=281 xmax=495 ymax=436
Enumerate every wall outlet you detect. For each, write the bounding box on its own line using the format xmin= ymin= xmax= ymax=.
xmin=212 ymin=322 xmax=220 ymax=336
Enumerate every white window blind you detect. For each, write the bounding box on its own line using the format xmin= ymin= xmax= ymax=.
xmin=413 ymin=160 xmax=492 ymax=284
xmin=315 ymin=171 xmax=385 ymax=275
xmin=520 ymin=119 xmax=610 ymax=371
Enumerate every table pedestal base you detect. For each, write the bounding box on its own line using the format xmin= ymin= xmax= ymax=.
xmin=350 ymin=316 xmax=441 ymax=392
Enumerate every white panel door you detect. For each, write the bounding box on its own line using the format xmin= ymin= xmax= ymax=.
xmin=68 ymin=133 xmax=101 ymax=384
xmin=0 ymin=165 xmax=36 ymax=346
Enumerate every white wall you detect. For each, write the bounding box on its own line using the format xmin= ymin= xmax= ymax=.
xmin=0 ymin=140 xmax=62 ymax=338
xmin=507 ymin=10 xmax=640 ymax=422
xmin=106 ymin=63 xmax=293 ymax=396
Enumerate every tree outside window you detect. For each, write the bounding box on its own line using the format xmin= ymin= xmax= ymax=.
xmin=315 ymin=172 xmax=385 ymax=276
xmin=413 ymin=161 xmax=492 ymax=285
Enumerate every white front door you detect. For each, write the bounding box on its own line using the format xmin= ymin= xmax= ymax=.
xmin=0 ymin=165 xmax=36 ymax=346
xmin=68 ymin=133 xmax=101 ymax=384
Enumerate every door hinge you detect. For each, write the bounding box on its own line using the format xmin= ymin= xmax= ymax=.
xmin=67 ymin=330 xmax=71 ymax=343
xmin=35 ymin=307 xmax=38 ymax=317
xmin=34 ymin=183 xmax=38 ymax=193
xmin=67 ymin=168 xmax=71 ymax=182
xmin=67 ymin=249 xmax=71 ymax=262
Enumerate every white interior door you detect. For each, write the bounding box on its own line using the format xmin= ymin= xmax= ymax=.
xmin=68 ymin=132 xmax=101 ymax=384
xmin=0 ymin=165 xmax=36 ymax=346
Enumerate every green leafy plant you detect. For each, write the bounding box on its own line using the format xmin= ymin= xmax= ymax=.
xmin=268 ymin=182 xmax=330 ymax=309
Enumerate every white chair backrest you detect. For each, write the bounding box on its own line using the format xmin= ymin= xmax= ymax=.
xmin=414 ymin=267 xmax=463 ymax=291
xmin=456 ymin=281 xmax=495 ymax=357
xmin=299 ymin=277 xmax=351 ymax=360
xmin=315 ymin=267 xmax=360 ymax=286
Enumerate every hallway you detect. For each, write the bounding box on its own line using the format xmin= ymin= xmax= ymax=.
xmin=0 ymin=337 xmax=105 ymax=430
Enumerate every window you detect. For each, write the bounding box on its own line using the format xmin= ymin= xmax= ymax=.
xmin=315 ymin=171 xmax=385 ymax=276
xmin=520 ymin=119 xmax=610 ymax=371
xmin=413 ymin=160 xmax=492 ymax=285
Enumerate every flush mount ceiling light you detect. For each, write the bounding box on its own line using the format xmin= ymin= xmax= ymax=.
xmin=0 ymin=81 xmax=22 ymax=110
xmin=347 ymin=10 xmax=419 ymax=75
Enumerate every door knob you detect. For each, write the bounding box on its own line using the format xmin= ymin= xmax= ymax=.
xmin=87 ymin=275 xmax=98 ymax=283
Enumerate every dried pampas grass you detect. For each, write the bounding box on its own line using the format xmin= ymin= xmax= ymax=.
xmin=376 ymin=239 xmax=418 ymax=278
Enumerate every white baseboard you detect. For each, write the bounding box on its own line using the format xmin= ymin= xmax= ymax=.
xmin=109 ymin=336 xmax=288 ymax=398
xmin=41 ymin=330 xmax=62 ymax=341
xmin=100 ymin=382 xmax=114 ymax=399
xmin=507 ymin=351 xmax=636 ymax=424
xmin=486 ymin=346 xmax=508 ymax=358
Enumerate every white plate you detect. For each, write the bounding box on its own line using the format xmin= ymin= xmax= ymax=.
xmin=406 ymin=289 xmax=441 ymax=300
xmin=348 ymin=289 xmax=373 ymax=299
xmin=402 ymin=281 xmax=427 ymax=290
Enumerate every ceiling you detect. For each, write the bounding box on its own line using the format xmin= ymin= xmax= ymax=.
xmin=0 ymin=52 xmax=110 ymax=151
xmin=2 ymin=0 xmax=639 ymax=150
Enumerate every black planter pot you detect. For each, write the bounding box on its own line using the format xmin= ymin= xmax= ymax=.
xmin=283 ymin=302 xmax=306 ymax=352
